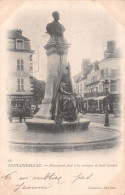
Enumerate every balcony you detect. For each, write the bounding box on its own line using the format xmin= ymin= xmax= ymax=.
xmin=84 ymin=91 xmax=105 ymax=98
xmin=84 ymin=92 xmax=98 ymax=98
xmin=86 ymin=80 xmax=99 ymax=86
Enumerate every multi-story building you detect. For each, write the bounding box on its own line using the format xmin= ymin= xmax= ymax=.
xmin=73 ymin=59 xmax=93 ymax=97
xmin=73 ymin=41 xmax=121 ymax=113
xmin=84 ymin=62 xmax=100 ymax=112
xmin=7 ymin=29 xmax=34 ymax=109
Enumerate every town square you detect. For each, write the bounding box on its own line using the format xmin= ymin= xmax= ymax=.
xmin=5 ymin=3 xmax=122 ymax=152
xmin=1 ymin=2 xmax=125 ymax=195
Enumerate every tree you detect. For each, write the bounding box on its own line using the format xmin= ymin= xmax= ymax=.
xmin=32 ymin=77 xmax=46 ymax=106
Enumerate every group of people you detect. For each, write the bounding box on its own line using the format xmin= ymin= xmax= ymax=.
xmin=8 ymin=104 xmax=36 ymax=123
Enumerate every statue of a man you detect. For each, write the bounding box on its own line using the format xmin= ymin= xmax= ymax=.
xmin=46 ymin=11 xmax=65 ymax=38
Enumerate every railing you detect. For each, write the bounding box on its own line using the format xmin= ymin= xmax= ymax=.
xmin=84 ymin=91 xmax=105 ymax=98
xmin=84 ymin=92 xmax=98 ymax=98
xmin=86 ymin=80 xmax=99 ymax=86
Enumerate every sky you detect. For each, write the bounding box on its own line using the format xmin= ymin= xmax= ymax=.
xmin=4 ymin=1 xmax=122 ymax=81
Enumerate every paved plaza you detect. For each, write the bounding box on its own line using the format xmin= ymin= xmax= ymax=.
xmin=8 ymin=114 xmax=121 ymax=152
xmin=81 ymin=113 xmax=121 ymax=126
xmin=11 ymin=113 xmax=122 ymax=126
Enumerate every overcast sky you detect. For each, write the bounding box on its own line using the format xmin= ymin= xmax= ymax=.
xmin=5 ymin=1 xmax=122 ymax=80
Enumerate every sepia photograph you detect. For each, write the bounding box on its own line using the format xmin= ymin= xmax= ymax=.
xmin=0 ymin=1 xmax=125 ymax=195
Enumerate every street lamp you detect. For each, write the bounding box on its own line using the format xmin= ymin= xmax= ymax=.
xmin=103 ymin=80 xmax=110 ymax=126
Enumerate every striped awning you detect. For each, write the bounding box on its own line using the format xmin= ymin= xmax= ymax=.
xmin=94 ymin=96 xmax=106 ymax=101
xmin=84 ymin=97 xmax=94 ymax=100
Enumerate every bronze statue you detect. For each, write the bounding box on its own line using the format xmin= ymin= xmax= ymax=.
xmin=50 ymin=65 xmax=77 ymax=123
xmin=46 ymin=11 xmax=65 ymax=38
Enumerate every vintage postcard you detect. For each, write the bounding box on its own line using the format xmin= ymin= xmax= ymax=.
xmin=0 ymin=0 xmax=125 ymax=195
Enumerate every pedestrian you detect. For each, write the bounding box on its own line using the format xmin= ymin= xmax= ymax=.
xmin=19 ymin=107 xmax=23 ymax=123
xmin=22 ymin=106 xmax=26 ymax=122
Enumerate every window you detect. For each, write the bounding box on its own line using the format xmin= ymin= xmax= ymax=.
xmin=17 ymin=79 xmax=24 ymax=91
xmin=111 ymin=69 xmax=118 ymax=77
xmin=21 ymin=79 xmax=24 ymax=90
xmin=110 ymin=80 xmax=117 ymax=91
xmin=17 ymin=79 xmax=20 ymax=91
xmin=29 ymin=66 xmax=33 ymax=71
xmin=16 ymin=40 xmax=24 ymax=49
xmin=17 ymin=59 xmax=24 ymax=71
xmin=29 ymin=62 xmax=33 ymax=72
xmin=101 ymin=70 xmax=104 ymax=78
xmin=80 ymin=84 xmax=82 ymax=93
xmin=30 ymin=54 xmax=33 ymax=61
xmin=84 ymin=83 xmax=86 ymax=90
xmin=105 ymin=68 xmax=108 ymax=76
xmin=93 ymin=76 xmax=97 ymax=82
xmin=78 ymin=85 xmax=79 ymax=93
xmin=99 ymin=84 xmax=103 ymax=92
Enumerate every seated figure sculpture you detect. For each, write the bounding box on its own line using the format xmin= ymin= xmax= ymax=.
xmin=50 ymin=65 xmax=78 ymax=124
xmin=58 ymin=76 xmax=77 ymax=122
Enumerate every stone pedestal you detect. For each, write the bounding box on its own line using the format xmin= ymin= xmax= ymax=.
xmin=26 ymin=37 xmax=90 ymax=131
xmin=35 ymin=37 xmax=70 ymax=119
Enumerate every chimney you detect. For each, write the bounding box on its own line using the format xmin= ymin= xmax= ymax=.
xmin=104 ymin=40 xmax=116 ymax=59
xmin=81 ymin=59 xmax=91 ymax=76
xmin=14 ymin=28 xmax=22 ymax=35
xmin=107 ymin=40 xmax=116 ymax=52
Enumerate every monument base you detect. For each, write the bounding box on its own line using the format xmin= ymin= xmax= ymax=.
xmin=9 ymin=122 xmax=121 ymax=152
xmin=26 ymin=118 xmax=90 ymax=132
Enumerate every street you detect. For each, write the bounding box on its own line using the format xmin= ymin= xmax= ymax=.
xmin=81 ymin=113 xmax=121 ymax=127
xmin=8 ymin=113 xmax=121 ymax=153
xmin=11 ymin=113 xmax=122 ymax=127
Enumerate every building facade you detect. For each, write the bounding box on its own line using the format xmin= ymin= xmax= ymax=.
xmin=73 ymin=59 xmax=93 ymax=97
xmin=73 ymin=41 xmax=121 ymax=114
xmin=7 ymin=29 xmax=34 ymax=111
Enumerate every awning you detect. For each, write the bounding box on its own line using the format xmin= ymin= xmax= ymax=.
xmin=84 ymin=97 xmax=94 ymax=100
xmin=94 ymin=96 xmax=106 ymax=101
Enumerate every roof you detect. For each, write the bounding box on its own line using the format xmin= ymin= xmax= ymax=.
xmin=7 ymin=29 xmax=30 ymax=41
xmin=86 ymin=80 xmax=99 ymax=86
xmin=104 ymin=49 xmax=121 ymax=58
xmin=76 ymin=75 xmax=87 ymax=83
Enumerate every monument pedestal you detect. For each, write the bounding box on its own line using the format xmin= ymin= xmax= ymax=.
xmin=35 ymin=37 xmax=70 ymax=119
xmin=26 ymin=118 xmax=90 ymax=131
xmin=26 ymin=37 xmax=90 ymax=131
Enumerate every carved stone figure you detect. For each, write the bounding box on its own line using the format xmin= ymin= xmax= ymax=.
xmin=50 ymin=65 xmax=77 ymax=123
xmin=46 ymin=11 xmax=65 ymax=38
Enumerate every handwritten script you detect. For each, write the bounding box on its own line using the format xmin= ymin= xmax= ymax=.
xmin=72 ymin=172 xmax=93 ymax=183
xmin=0 ymin=171 xmax=93 ymax=192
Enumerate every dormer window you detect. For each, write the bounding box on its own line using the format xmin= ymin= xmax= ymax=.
xmin=16 ymin=39 xmax=24 ymax=50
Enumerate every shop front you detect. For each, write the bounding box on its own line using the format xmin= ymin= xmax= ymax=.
xmin=7 ymin=95 xmax=34 ymax=118
xmin=94 ymin=96 xmax=106 ymax=113
xmin=8 ymin=95 xmax=33 ymax=107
